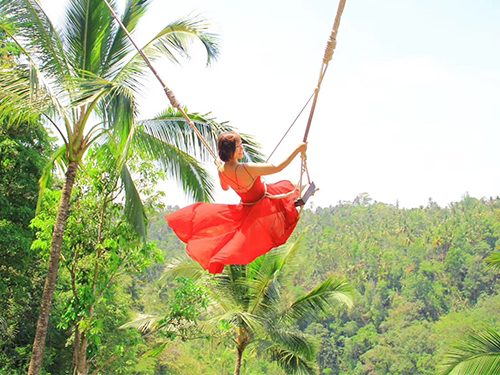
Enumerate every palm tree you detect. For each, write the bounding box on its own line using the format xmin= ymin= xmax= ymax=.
xmin=437 ymin=327 xmax=500 ymax=375
xmin=126 ymin=230 xmax=354 ymax=375
xmin=0 ymin=1 xmax=261 ymax=373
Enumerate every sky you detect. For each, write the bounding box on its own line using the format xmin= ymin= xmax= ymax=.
xmin=42 ymin=0 xmax=500 ymax=209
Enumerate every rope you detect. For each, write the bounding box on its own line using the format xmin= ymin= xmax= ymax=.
xmin=303 ymin=0 xmax=347 ymax=144
xmin=266 ymin=0 xmax=347 ymax=165
xmin=298 ymin=0 xmax=347 ymax=197
xmin=101 ymin=0 xmax=219 ymax=161
xmin=266 ymin=90 xmax=316 ymax=163
xmin=103 ymin=0 xmax=347 ymax=203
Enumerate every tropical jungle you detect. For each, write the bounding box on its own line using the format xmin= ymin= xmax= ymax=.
xmin=1 ymin=0 xmax=500 ymax=374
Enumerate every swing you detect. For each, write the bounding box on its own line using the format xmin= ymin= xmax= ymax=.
xmin=102 ymin=0 xmax=347 ymax=209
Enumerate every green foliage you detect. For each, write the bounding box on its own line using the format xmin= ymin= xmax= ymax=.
xmin=1 ymin=2 xmax=237 ymax=372
xmin=5 ymin=124 xmax=500 ymax=375
xmin=0 ymin=28 xmax=21 ymax=64
xmin=437 ymin=327 xmax=500 ymax=375
xmin=133 ymin=193 xmax=500 ymax=374
xmin=485 ymin=250 xmax=500 ymax=271
xmin=30 ymin=145 xmax=166 ymax=374
xmin=0 ymin=124 xmax=52 ymax=373
xmin=286 ymin=194 xmax=500 ymax=374
xmin=156 ymin=232 xmax=354 ymax=375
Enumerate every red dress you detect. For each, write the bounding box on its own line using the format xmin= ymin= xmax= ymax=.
xmin=165 ymin=176 xmax=300 ymax=274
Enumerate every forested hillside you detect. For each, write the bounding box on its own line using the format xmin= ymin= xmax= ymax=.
xmin=3 ymin=154 xmax=500 ymax=374
xmin=149 ymin=193 xmax=500 ymax=374
xmin=291 ymin=194 xmax=500 ymax=374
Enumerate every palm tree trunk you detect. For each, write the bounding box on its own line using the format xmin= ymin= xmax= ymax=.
xmin=28 ymin=161 xmax=79 ymax=375
xmin=234 ymin=347 xmax=243 ymax=375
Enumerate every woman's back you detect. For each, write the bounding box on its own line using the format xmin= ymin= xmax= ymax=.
xmin=219 ymin=163 xmax=256 ymax=193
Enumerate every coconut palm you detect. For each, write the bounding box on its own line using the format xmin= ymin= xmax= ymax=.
xmin=0 ymin=0 xmax=261 ymax=373
xmin=437 ymin=326 xmax=500 ymax=375
xmin=126 ymin=230 xmax=354 ymax=375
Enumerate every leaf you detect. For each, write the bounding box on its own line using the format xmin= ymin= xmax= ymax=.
xmin=143 ymin=342 xmax=168 ymax=358
xmin=120 ymin=163 xmax=148 ymax=242
xmin=485 ymin=251 xmax=500 ymax=271
xmin=437 ymin=327 xmax=500 ymax=375
xmin=285 ymin=276 xmax=354 ymax=322
xmin=120 ymin=314 xmax=162 ymax=333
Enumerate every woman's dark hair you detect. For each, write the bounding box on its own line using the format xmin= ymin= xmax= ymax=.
xmin=217 ymin=131 xmax=241 ymax=162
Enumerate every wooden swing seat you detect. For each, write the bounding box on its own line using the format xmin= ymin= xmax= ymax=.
xmin=295 ymin=181 xmax=318 ymax=207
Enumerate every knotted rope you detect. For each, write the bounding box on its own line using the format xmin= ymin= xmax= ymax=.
xmin=298 ymin=0 xmax=348 ymax=195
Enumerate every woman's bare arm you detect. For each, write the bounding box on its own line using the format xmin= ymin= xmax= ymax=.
xmin=245 ymin=142 xmax=307 ymax=177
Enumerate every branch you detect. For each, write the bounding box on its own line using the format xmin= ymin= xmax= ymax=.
xmin=44 ymin=113 xmax=69 ymax=147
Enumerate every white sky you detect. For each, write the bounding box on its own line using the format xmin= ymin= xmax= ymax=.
xmin=42 ymin=0 xmax=500 ymax=209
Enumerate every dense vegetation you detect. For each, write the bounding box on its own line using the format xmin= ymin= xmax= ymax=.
xmin=146 ymin=193 xmax=500 ymax=374
xmin=0 ymin=1 xmax=258 ymax=373
xmin=2 ymin=1 xmax=500 ymax=374
xmin=293 ymin=194 xmax=500 ymax=374
xmin=3 ymin=135 xmax=500 ymax=374
xmin=0 ymin=124 xmax=53 ymax=373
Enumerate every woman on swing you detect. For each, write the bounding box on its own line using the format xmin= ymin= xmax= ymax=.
xmin=165 ymin=131 xmax=307 ymax=274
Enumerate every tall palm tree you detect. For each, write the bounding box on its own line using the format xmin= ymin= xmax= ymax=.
xmin=127 ymin=231 xmax=354 ymax=375
xmin=0 ymin=1 xmax=261 ymax=373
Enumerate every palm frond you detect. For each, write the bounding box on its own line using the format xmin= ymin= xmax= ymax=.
xmin=103 ymin=0 xmax=153 ymax=76
xmin=214 ymin=265 xmax=251 ymax=311
xmin=0 ymin=23 xmax=70 ymax=124
xmin=120 ymin=162 xmax=147 ymax=241
xmin=262 ymin=328 xmax=316 ymax=361
xmin=206 ymin=309 xmax=261 ymax=336
xmin=0 ymin=65 xmax=46 ymax=124
xmin=0 ymin=0 xmax=70 ymax=80
xmin=63 ymin=0 xmax=115 ymax=74
xmin=120 ymin=314 xmax=162 ymax=333
xmin=437 ymin=327 xmax=500 ymax=375
xmin=148 ymin=14 xmax=219 ymax=66
xmin=190 ymin=319 xmax=221 ymax=337
xmin=245 ymin=252 xmax=285 ymax=316
xmin=134 ymin=129 xmax=215 ymax=202
xmin=143 ymin=342 xmax=168 ymax=358
xmin=139 ymin=108 xmax=263 ymax=163
xmin=162 ymin=255 xmax=206 ymax=282
xmin=278 ymin=230 xmax=310 ymax=279
xmin=67 ymin=70 xmax=114 ymax=107
xmin=284 ymin=276 xmax=354 ymax=323
xmin=106 ymin=85 xmax=138 ymax=167
xmin=485 ymin=251 xmax=500 ymax=271
xmin=111 ymin=14 xmax=220 ymax=95
xmin=246 ymin=231 xmax=311 ymax=317
xmin=265 ymin=345 xmax=318 ymax=375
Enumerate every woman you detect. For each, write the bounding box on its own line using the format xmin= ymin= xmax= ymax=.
xmin=165 ymin=131 xmax=307 ymax=274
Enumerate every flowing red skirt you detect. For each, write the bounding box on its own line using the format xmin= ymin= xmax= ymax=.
xmin=165 ymin=181 xmax=299 ymax=274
